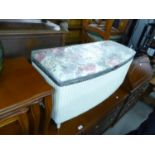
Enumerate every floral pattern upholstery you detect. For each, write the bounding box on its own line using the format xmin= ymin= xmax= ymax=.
xmin=31 ymin=41 xmax=135 ymax=86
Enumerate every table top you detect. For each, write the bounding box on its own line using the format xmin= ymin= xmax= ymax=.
xmin=0 ymin=57 xmax=52 ymax=115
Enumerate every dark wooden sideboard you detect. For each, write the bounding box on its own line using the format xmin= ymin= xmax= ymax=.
xmin=0 ymin=21 xmax=65 ymax=59
xmin=118 ymin=55 xmax=153 ymax=119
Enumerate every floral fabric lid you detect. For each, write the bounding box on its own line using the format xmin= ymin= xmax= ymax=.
xmin=31 ymin=41 xmax=135 ymax=86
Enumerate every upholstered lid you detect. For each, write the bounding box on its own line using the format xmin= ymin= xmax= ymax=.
xmin=31 ymin=41 xmax=135 ymax=86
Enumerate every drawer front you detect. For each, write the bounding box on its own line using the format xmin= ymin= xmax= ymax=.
xmin=118 ymin=99 xmax=138 ymax=118
xmin=84 ymin=103 xmax=123 ymax=135
xmin=123 ymin=56 xmax=153 ymax=91
xmin=118 ymin=83 xmax=149 ymax=119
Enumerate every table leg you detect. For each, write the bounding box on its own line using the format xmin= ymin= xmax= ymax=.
xmin=43 ymin=95 xmax=52 ymax=134
xmin=30 ymin=104 xmax=40 ymax=134
xmin=18 ymin=111 xmax=29 ymax=135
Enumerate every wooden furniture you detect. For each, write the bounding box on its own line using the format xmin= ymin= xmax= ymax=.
xmin=122 ymin=55 xmax=153 ymax=92
xmin=150 ymin=77 xmax=155 ymax=88
xmin=82 ymin=19 xmax=132 ymax=43
xmin=141 ymin=76 xmax=155 ymax=106
xmin=136 ymin=23 xmax=155 ymax=72
xmin=0 ymin=21 xmax=65 ymax=59
xmin=118 ymin=55 xmax=153 ymax=118
xmin=65 ymin=19 xmax=83 ymax=45
xmin=83 ymin=19 xmax=114 ymax=42
xmin=0 ymin=57 xmax=53 ymax=134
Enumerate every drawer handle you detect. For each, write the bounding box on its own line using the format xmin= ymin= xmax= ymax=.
xmin=116 ymin=96 xmax=119 ymax=99
xmin=95 ymin=125 xmax=99 ymax=129
xmin=110 ymin=118 xmax=114 ymax=122
xmin=78 ymin=125 xmax=84 ymax=130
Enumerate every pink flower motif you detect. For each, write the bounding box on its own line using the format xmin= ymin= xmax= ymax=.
xmin=106 ymin=59 xmax=120 ymax=67
xmin=78 ymin=64 xmax=96 ymax=73
xmin=36 ymin=53 xmax=45 ymax=61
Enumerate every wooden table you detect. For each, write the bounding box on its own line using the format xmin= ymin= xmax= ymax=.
xmin=0 ymin=57 xmax=53 ymax=134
